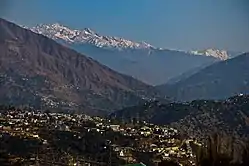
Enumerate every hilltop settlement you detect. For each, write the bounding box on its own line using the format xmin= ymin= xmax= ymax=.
xmin=0 ymin=105 xmax=202 ymax=166
xmin=1 ymin=94 xmax=249 ymax=166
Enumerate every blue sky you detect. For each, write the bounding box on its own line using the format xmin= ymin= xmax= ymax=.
xmin=1 ymin=0 xmax=249 ymax=52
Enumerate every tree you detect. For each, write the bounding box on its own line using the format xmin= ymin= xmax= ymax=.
xmin=195 ymin=134 xmax=249 ymax=166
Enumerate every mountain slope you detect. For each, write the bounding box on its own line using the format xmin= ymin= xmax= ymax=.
xmin=110 ymin=95 xmax=249 ymax=139
xmin=165 ymin=63 xmax=211 ymax=85
xmin=69 ymin=44 xmax=219 ymax=85
xmin=157 ymin=53 xmax=249 ymax=101
xmin=25 ymin=23 xmax=220 ymax=85
xmin=0 ymin=18 xmax=159 ymax=115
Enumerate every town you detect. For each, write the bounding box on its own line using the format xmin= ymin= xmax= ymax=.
xmin=0 ymin=106 xmax=201 ymax=166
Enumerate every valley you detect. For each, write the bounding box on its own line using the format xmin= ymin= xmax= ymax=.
xmin=0 ymin=2 xmax=248 ymax=165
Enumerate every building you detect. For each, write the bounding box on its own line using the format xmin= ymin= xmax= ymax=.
xmin=110 ymin=125 xmax=120 ymax=131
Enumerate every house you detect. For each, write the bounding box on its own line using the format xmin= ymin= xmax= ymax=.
xmin=32 ymin=134 xmax=39 ymax=138
xmin=110 ymin=125 xmax=120 ymax=131
xmin=120 ymin=150 xmax=125 ymax=157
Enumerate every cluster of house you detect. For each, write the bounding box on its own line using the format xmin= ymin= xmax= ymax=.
xmin=92 ymin=118 xmax=201 ymax=165
xmin=0 ymin=109 xmax=201 ymax=165
xmin=0 ymin=109 xmax=92 ymax=140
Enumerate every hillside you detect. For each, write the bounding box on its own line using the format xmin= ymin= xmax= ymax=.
xmin=157 ymin=53 xmax=249 ymax=101
xmin=0 ymin=18 xmax=159 ymax=115
xmin=110 ymin=95 xmax=249 ymax=139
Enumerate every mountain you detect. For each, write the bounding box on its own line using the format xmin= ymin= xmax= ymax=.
xmin=0 ymin=18 xmax=160 ymax=115
xmin=24 ymin=23 xmax=221 ymax=85
xmin=190 ymin=48 xmax=242 ymax=60
xmin=110 ymin=95 xmax=249 ymax=139
xmin=157 ymin=53 xmax=249 ymax=101
xmin=190 ymin=49 xmax=230 ymax=60
xmin=24 ymin=23 xmax=154 ymax=50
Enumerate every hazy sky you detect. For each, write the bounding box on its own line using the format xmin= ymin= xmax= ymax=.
xmin=1 ymin=0 xmax=249 ymax=52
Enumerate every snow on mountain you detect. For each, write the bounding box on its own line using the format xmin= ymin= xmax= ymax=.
xmin=24 ymin=23 xmax=234 ymax=61
xmin=26 ymin=23 xmax=154 ymax=50
xmin=190 ymin=49 xmax=230 ymax=60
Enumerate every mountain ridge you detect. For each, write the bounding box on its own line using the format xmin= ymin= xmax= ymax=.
xmin=157 ymin=52 xmax=249 ymax=101
xmin=24 ymin=23 xmax=154 ymax=50
xmin=0 ymin=18 xmax=160 ymax=115
xmin=190 ymin=48 xmax=230 ymax=60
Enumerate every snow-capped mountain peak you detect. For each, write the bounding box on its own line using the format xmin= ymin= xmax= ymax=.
xmin=24 ymin=23 xmax=234 ymax=60
xmin=27 ymin=23 xmax=155 ymax=50
xmin=190 ymin=48 xmax=230 ymax=60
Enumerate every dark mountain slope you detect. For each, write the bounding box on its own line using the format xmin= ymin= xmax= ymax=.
xmin=157 ymin=53 xmax=249 ymax=101
xmin=0 ymin=18 xmax=159 ymax=115
xmin=110 ymin=95 xmax=249 ymax=139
